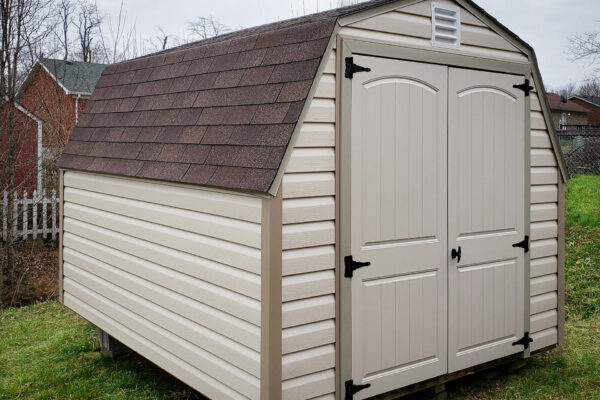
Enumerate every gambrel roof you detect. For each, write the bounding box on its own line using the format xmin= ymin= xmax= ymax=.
xmin=59 ymin=0 xmax=566 ymax=193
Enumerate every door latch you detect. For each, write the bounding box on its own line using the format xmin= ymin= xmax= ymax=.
xmin=344 ymin=255 xmax=371 ymax=278
xmin=451 ymin=246 xmax=462 ymax=263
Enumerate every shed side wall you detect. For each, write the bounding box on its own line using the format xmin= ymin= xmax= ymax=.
xmin=529 ymin=89 xmax=561 ymax=351
xmin=61 ymin=171 xmax=262 ymax=400
xmin=280 ymin=50 xmax=337 ymax=400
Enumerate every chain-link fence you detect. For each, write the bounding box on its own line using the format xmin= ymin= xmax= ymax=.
xmin=558 ymin=129 xmax=600 ymax=176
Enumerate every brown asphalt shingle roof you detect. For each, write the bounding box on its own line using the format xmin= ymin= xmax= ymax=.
xmin=547 ymin=93 xmax=591 ymax=113
xmin=59 ymin=0 xmax=408 ymax=192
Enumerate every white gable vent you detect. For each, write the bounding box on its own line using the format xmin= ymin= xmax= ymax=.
xmin=431 ymin=2 xmax=461 ymax=49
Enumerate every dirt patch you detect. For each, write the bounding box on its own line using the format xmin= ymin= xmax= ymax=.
xmin=0 ymin=239 xmax=59 ymax=307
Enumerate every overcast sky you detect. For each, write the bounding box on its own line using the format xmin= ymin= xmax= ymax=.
xmin=100 ymin=0 xmax=599 ymax=89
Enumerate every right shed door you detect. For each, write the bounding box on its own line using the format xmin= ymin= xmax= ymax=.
xmin=447 ymin=68 xmax=526 ymax=372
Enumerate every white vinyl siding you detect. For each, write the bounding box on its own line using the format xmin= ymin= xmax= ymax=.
xmin=62 ymin=171 xmax=262 ymax=400
xmin=529 ymin=90 xmax=560 ymax=351
xmin=281 ymin=49 xmax=337 ymax=399
xmin=343 ymin=0 xmax=528 ymax=64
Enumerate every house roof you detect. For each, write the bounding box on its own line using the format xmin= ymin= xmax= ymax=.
xmin=570 ymin=95 xmax=600 ymax=108
xmin=59 ymin=0 xmax=566 ymax=192
xmin=38 ymin=58 xmax=107 ymax=95
xmin=547 ymin=93 xmax=591 ymax=113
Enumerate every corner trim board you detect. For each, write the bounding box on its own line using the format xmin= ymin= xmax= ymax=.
xmin=261 ymin=189 xmax=283 ymax=399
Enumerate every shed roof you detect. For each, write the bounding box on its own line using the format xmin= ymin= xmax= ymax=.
xmin=59 ymin=0 xmax=565 ymax=192
xmin=38 ymin=58 xmax=107 ymax=94
xmin=547 ymin=93 xmax=591 ymax=113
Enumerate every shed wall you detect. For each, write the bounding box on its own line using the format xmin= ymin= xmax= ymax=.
xmin=529 ymin=89 xmax=561 ymax=351
xmin=280 ymin=50 xmax=337 ymax=399
xmin=61 ymin=171 xmax=263 ymax=400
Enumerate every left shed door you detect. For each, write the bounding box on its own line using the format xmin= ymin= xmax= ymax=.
xmin=347 ymin=55 xmax=448 ymax=398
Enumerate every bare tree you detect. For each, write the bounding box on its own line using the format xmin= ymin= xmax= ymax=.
xmin=568 ymin=31 xmax=600 ymax=64
xmin=188 ymin=15 xmax=229 ymax=41
xmin=577 ymin=77 xmax=600 ymax=97
xmin=74 ymin=0 xmax=101 ymax=62
xmin=0 ymin=0 xmax=55 ymax=306
xmin=549 ymin=82 xmax=577 ymax=99
xmin=56 ymin=0 xmax=74 ymax=60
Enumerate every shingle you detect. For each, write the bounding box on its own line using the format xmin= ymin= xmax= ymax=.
xmin=277 ymin=80 xmax=312 ymax=102
xmin=270 ymin=59 xmax=320 ymax=83
xmin=164 ymin=50 xmax=185 ymax=65
xmin=120 ymin=127 xmax=142 ymax=142
xmin=178 ymin=126 xmax=207 ymax=144
xmin=233 ymin=146 xmax=273 ymax=168
xmin=117 ymin=98 xmax=139 ymax=112
xmin=259 ymin=124 xmax=295 ymax=146
xmin=238 ymin=169 xmax=277 ymax=191
xmin=283 ymin=101 xmax=305 ymax=123
xmin=156 ymin=126 xmax=183 ymax=143
xmin=255 ymin=29 xmax=287 ymax=49
xmin=284 ymin=19 xmax=335 ymax=43
xmin=262 ymin=39 xmax=328 ymax=65
xmin=208 ymin=166 xmax=247 ymax=188
xmin=227 ymin=126 xmax=263 ymax=145
xmin=57 ymin=154 xmax=94 ymax=170
xmin=202 ymin=126 xmax=235 ymax=144
xmin=189 ymin=73 xmax=219 ymax=91
xmin=175 ymin=108 xmax=201 ymax=126
xmin=105 ymin=127 xmax=124 ymax=142
xmin=145 ymin=54 xmax=167 ymax=68
xmin=137 ymin=127 xmax=162 ymax=142
xmin=235 ymin=49 xmax=267 ymax=69
xmin=167 ymin=61 xmax=192 ymax=78
xmin=105 ymin=158 xmax=144 ymax=176
xmin=210 ymin=53 xmax=239 ymax=72
xmin=170 ymin=76 xmax=194 ymax=92
xmin=228 ymin=35 xmax=257 ymax=53
xmin=70 ymin=127 xmax=94 ymax=142
xmin=138 ymin=143 xmax=164 ymax=160
xmin=63 ymin=140 xmax=95 ymax=156
xmin=239 ymin=66 xmax=274 ymax=86
xmin=158 ymin=144 xmax=187 ymax=162
xmin=186 ymin=58 xmax=215 ymax=75
xmin=154 ymin=109 xmax=180 ymax=126
xmin=134 ymin=110 xmax=160 ymax=126
xmin=172 ymin=92 xmax=199 ymax=108
xmin=137 ymin=161 xmax=190 ymax=181
xmin=205 ymin=146 xmax=241 ymax=165
xmin=214 ymin=70 xmax=245 ymax=88
xmin=131 ymin=68 xmax=153 ymax=83
xmin=181 ymin=144 xmax=211 ymax=164
xmin=251 ymin=103 xmax=291 ymax=124
xmin=181 ymin=164 xmax=216 ymax=185
xmin=88 ymin=157 xmax=112 ymax=171
xmin=202 ymin=41 xmax=231 ymax=57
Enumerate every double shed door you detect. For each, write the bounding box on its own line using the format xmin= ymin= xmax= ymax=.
xmin=347 ymin=55 xmax=526 ymax=399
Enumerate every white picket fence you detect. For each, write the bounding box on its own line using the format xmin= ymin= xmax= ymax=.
xmin=1 ymin=190 xmax=60 ymax=241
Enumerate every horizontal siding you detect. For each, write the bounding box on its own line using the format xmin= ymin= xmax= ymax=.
xmin=281 ymin=48 xmax=337 ymax=397
xmin=528 ymin=101 xmax=560 ymax=351
xmin=62 ymin=171 xmax=262 ymax=400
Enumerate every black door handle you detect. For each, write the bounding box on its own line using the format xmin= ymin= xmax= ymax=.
xmin=451 ymin=246 xmax=461 ymax=263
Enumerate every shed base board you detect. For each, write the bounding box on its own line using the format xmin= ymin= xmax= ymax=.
xmin=98 ymin=329 xmax=130 ymax=359
xmin=367 ymin=354 xmax=523 ymax=399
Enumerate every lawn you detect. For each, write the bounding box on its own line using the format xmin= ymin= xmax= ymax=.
xmin=1 ymin=175 xmax=599 ymax=400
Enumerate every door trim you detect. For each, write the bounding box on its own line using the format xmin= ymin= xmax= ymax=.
xmin=338 ymin=38 xmax=532 ymax=397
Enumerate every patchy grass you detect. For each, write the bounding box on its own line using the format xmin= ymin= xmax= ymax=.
xmin=1 ymin=176 xmax=599 ymax=399
xmin=0 ymin=302 xmax=199 ymax=400
xmin=566 ymin=174 xmax=600 ymax=227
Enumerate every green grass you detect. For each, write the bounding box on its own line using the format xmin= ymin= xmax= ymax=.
xmin=0 ymin=302 xmax=196 ymax=400
xmin=1 ymin=176 xmax=600 ymax=399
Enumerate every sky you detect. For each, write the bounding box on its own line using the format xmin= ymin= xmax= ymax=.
xmin=99 ymin=0 xmax=600 ymax=89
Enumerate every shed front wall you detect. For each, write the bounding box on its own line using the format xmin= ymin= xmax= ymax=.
xmin=60 ymin=171 xmax=263 ymax=400
xmin=279 ymin=1 xmax=563 ymax=398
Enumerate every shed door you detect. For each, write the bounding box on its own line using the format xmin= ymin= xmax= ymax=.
xmin=348 ymin=56 xmax=448 ymax=398
xmin=447 ymin=68 xmax=526 ymax=372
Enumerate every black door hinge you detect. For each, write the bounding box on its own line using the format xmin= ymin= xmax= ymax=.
xmin=512 ymin=235 xmax=530 ymax=253
xmin=345 ymin=57 xmax=371 ymax=79
xmin=345 ymin=380 xmax=371 ymax=400
xmin=513 ymin=79 xmax=533 ymax=96
xmin=512 ymin=332 xmax=533 ymax=349
xmin=344 ymin=255 xmax=371 ymax=278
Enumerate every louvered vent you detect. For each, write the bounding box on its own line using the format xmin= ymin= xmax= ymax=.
xmin=431 ymin=2 xmax=461 ymax=49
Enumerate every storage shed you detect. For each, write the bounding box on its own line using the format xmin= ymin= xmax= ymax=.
xmin=57 ymin=0 xmax=566 ymax=398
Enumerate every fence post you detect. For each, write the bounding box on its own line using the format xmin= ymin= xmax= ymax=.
xmin=51 ymin=189 xmax=57 ymax=241
xmin=42 ymin=193 xmax=48 ymax=239
xmin=33 ymin=190 xmax=38 ymax=240
xmin=23 ymin=191 xmax=28 ymax=240
xmin=13 ymin=191 xmax=17 ymax=237
xmin=2 ymin=191 xmax=6 ymax=241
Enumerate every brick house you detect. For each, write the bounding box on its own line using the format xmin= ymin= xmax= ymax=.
xmin=0 ymin=102 xmax=43 ymax=193
xmin=569 ymin=95 xmax=600 ymax=126
xmin=547 ymin=92 xmax=590 ymax=130
xmin=17 ymin=58 xmax=106 ymax=189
